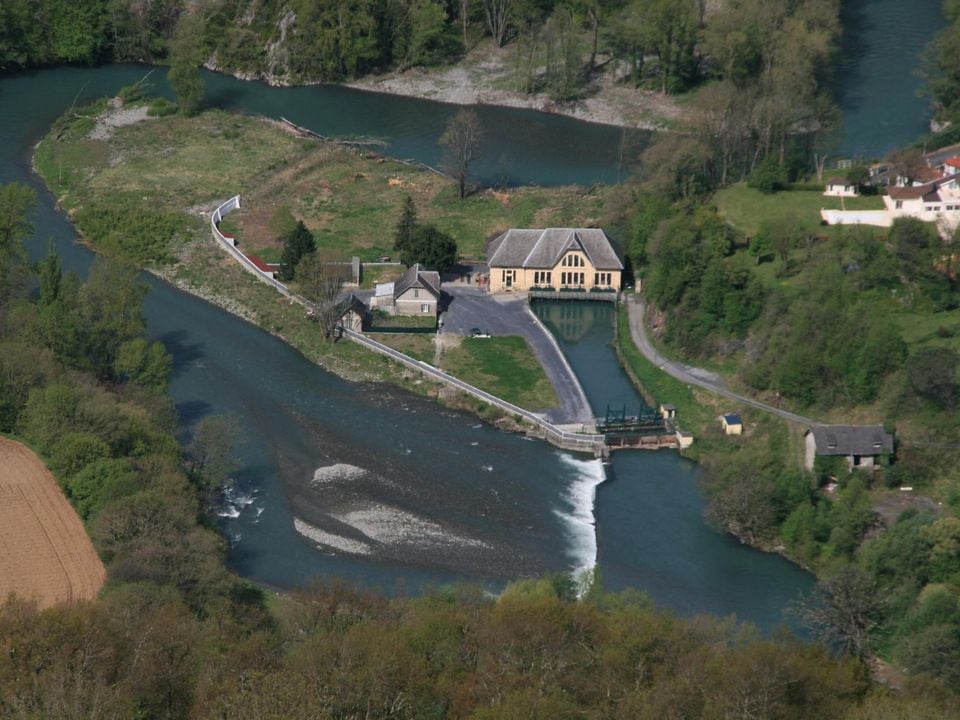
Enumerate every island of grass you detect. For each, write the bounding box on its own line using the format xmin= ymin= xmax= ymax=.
xmin=34 ymin=98 xmax=598 ymax=418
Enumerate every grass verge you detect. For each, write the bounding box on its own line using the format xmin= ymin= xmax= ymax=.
xmin=441 ymin=336 xmax=558 ymax=411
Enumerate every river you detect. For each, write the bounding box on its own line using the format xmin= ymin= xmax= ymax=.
xmin=4 ymin=14 xmax=939 ymax=630
xmin=837 ymin=0 xmax=946 ymax=158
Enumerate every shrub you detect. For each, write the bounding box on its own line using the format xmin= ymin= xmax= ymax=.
xmin=147 ymin=97 xmax=178 ymax=117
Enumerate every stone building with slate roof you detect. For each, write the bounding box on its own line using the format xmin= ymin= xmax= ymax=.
xmin=486 ymin=228 xmax=623 ymax=293
xmin=804 ymin=425 xmax=894 ymax=471
xmin=392 ymin=263 xmax=441 ymax=316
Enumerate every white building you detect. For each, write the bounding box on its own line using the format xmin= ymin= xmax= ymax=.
xmin=823 ymin=177 xmax=859 ymax=197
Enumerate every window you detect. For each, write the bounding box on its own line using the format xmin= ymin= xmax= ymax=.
xmin=895 ymin=201 xmax=903 ymax=209
xmin=414 ymin=288 xmax=420 ymax=298
xmin=421 ymin=303 xmax=430 ymax=313
xmin=594 ymin=272 xmax=611 ymax=287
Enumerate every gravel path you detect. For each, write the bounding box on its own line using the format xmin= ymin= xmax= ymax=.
xmin=626 ymin=296 xmax=818 ymax=427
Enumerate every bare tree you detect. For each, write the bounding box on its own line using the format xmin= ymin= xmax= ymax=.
xmin=796 ymin=567 xmax=885 ymax=660
xmin=440 ymin=109 xmax=483 ymax=199
xmin=296 ymin=251 xmax=351 ymax=339
xmin=483 ymin=0 xmax=511 ymax=47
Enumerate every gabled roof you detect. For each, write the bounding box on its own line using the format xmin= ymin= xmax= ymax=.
xmin=945 ymin=157 xmax=960 ymax=169
xmin=338 ymin=293 xmax=366 ymax=316
xmin=394 ymin=263 xmax=440 ymax=300
xmin=808 ymin=425 xmax=893 ymax=457
xmin=487 ymin=228 xmax=623 ymax=270
xmin=887 ymin=173 xmax=960 ymax=202
xmin=826 ymin=177 xmax=852 ymax=186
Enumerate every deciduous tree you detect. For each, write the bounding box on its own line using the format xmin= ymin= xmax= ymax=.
xmin=440 ymin=109 xmax=482 ymax=199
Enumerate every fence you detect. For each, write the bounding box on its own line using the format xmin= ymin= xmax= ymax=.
xmin=210 ymin=196 xmax=608 ymax=456
xmin=343 ymin=329 xmax=607 ymax=455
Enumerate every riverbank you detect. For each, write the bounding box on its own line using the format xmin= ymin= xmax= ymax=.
xmin=32 ymin=99 xmax=614 ymax=427
xmin=342 ymin=39 xmax=686 ymax=131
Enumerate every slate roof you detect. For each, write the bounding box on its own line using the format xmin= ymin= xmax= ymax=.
xmin=826 ymin=177 xmax=852 ymax=186
xmin=338 ymin=293 xmax=366 ymax=315
xmin=487 ymin=228 xmax=623 ymax=270
xmin=722 ymin=414 xmax=742 ymax=425
xmin=808 ymin=425 xmax=893 ymax=457
xmin=394 ymin=263 xmax=440 ymax=300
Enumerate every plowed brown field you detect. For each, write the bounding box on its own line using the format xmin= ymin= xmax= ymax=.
xmin=0 ymin=437 xmax=105 ymax=608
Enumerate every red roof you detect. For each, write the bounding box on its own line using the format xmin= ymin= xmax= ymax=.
xmin=946 ymin=157 xmax=960 ymax=169
xmin=245 ymin=254 xmax=277 ymax=273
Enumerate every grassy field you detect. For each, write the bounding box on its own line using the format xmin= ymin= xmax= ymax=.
xmin=441 ymin=337 xmax=558 ymax=411
xmin=36 ymin=101 xmax=611 ymax=264
xmin=370 ymin=332 xmax=559 ymax=411
xmin=714 ymin=183 xmax=885 ymax=238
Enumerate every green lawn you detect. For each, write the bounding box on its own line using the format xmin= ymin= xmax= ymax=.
xmin=441 ymin=336 xmax=558 ymax=411
xmin=714 ymin=183 xmax=885 ymax=237
xmin=372 ymin=333 xmax=436 ymax=362
xmin=368 ymin=311 xmax=437 ymax=330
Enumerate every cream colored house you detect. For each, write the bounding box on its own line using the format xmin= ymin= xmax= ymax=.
xmin=486 ymin=228 xmax=623 ymax=293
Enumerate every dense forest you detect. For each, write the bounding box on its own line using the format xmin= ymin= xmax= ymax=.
xmin=0 ymin=0 xmax=837 ymax=105
xmin=4 ymin=181 xmax=959 ymax=718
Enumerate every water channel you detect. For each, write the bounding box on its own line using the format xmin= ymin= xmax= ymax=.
xmin=1 ymin=12 xmax=943 ymax=630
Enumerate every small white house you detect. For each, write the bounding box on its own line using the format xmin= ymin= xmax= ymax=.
xmin=824 ymin=177 xmax=859 ymax=198
xmin=720 ymin=414 xmax=743 ymax=435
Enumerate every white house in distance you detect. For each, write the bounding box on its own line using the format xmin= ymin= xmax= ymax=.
xmin=822 ymin=147 xmax=960 ymax=231
xmin=804 ymin=425 xmax=894 ymax=471
xmin=371 ymin=263 xmax=441 ymax=316
xmin=823 ymin=177 xmax=859 ymax=197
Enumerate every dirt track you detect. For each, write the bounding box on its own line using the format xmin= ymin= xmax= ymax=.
xmin=0 ymin=438 xmax=105 ymax=608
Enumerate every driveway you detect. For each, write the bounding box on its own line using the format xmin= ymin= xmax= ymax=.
xmin=626 ymin=296 xmax=817 ymax=426
xmin=441 ymin=286 xmax=594 ymax=426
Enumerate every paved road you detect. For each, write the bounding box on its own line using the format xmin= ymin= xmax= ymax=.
xmin=442 ymin=286 xmax=594 ymax=425
xmin=626 ymin=297 xmax=818 ymax=427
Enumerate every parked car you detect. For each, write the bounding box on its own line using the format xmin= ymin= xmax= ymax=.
xmin=469 ymin=327 xmax=491 ymax=338
xmin=377 ymin=256 xmax=391 ymax=262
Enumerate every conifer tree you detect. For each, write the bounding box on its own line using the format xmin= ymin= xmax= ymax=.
xmin=393 ymin=195 xmax=418 ymax=253
xmin=279 ymin=220 xmax=316 ymax=281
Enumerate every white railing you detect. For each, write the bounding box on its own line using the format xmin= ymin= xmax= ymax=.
xmin=210 ymin=196 xmax=607 ymax=454
xmin=211 ymin=195 xmax=298 ymax=298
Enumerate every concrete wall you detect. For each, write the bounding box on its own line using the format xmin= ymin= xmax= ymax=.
xmin=820 ymin=209 xmax=893 ymax=227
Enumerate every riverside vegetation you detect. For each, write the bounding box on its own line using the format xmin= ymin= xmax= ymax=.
xmin=605 ymin=68 xmax=960 ymax=703
xmin=3 ymin=181 xmax=960 ymax=720
xmin=34 ymin=72 xmax=960 ymax=704
xmin=2 ymin=0 xmax=839 ymax=132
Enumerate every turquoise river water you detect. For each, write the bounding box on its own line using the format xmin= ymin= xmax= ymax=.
xmin=1 ymin=11 xmax=944 ymax=631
